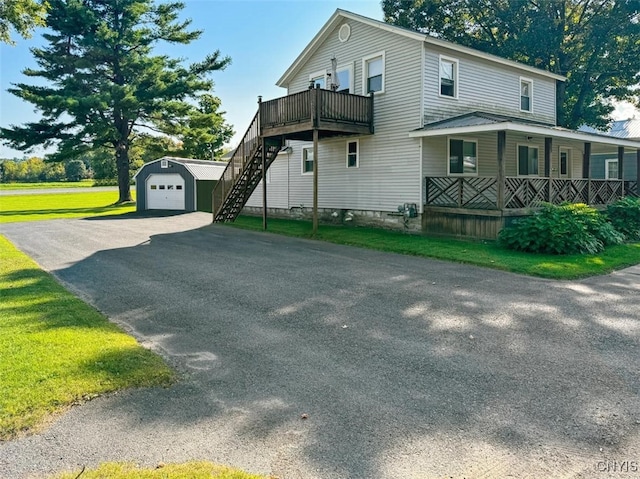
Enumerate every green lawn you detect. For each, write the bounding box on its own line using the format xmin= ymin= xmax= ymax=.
xmin=0 ymin=235 xmax=174 ymax=439
xmin=0 ymin=191 xmax=135 ymax=223
xmin=230 ymin=215 xmax=640 ymax=280
xmin=0 ymin=180 xmax=96 ymax=190
xmin=52 ymin=462 xmax=267 ymax=479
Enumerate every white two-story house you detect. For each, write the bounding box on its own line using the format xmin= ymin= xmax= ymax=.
xmin=213 ymin=9 xmax=640 ymax=238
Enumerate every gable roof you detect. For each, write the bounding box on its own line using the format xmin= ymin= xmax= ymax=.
xmin=133 ymin=157 xmax=228 ymax=181
xmin=579 ymin=118 xmax=640 ymax=140
xmin=277 ymin=9 xmax=565 ymax=87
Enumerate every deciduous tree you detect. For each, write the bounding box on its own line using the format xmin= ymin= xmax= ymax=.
xmin=0 ymin=0 xmax=47 ymax=44
xmin=382 ymin=0 xmax=640 ymax=128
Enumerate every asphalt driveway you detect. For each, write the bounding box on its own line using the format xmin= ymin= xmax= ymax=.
xmin=1 ymin=213 xmax=639 ymax=479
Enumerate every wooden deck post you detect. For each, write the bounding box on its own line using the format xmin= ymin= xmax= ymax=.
xmin=583 ymin=142 xmax=591 ymax=203
xmin=618 ymin=146 xmax=624 ymax=180
xmin=312 ymin=129 xmax=319 ymax=236
xmin=258 ymin=96 xmax=267 ymax=231
xmin=497 ymin=130 xmax=506 ymax=209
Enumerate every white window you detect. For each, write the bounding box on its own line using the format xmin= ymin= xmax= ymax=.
xmin=302 ymin=147 xmax=314 ymax=175
xmin=605 ymin=159 xmax=619 ymax=179
xmin=448 ymin=138 xmax=477 ymax=175
xmin=518 ymin=145 xmax=539 ymax=176
xmin=335 ymin=64 xmax=354 ymax=93
xmin=346 ymin=140 xmax=359 ymax=168
xmin=439 ymin=56 xmax=458 ymax=98
xmin=520 ymin=78 xmax=533 ymax=112
xmin=309 ymin=70 xmax=326 ymax=89
xmin=160 ymin=159 xmax=168 ymax=168
xmin=363 ymin=52 xmax=385 ymax=94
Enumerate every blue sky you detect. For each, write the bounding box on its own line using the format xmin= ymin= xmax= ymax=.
xmin=0 ymin=0 xmax=383 ymax=159
xmin=0 ymin=0 xmax=637 ymax=159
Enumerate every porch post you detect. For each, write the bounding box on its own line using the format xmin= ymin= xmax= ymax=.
xmin=583 ymin=142 xmax=591 ymax=203
xmin=636 ymin=149 xmax=640 ymax=196
xmin=544 ymin=137 xmax=552 ymax=178
xmin=617 ymin=146 xmax=624 ymax=180
xmin=583 ymin=142 xmax=591 ymax=179
xmin=497 ymin=130 xmax=506 ymax=209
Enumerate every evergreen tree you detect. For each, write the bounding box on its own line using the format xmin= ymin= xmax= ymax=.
xmin=1 ymin=0 xmax=231 ymax=202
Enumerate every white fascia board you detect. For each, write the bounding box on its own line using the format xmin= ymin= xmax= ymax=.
xmin=409 ymin=122 xmax=640 ymax=148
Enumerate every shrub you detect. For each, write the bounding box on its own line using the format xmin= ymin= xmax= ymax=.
xmin=606 ymin=197 xmax=640 ymax=241
xmin=498 ymin=203 xmax=623 ymax=255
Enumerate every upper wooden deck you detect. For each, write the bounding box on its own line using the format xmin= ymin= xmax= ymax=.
xmin=259 ymin=88 xmax=374 ymax=141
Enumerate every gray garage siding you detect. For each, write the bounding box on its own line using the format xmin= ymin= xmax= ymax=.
xmin=135 ymin=161 xmax=196 ymax=211
xmin=590 ymin=152 xmax=638 ymax=180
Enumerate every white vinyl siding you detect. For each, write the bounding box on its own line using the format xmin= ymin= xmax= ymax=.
xmin=424 ymin=45 xmax=556 ymax=125
xmin=283 ymin=19 xmax=424 ymax=212
xmin=246 ymin=153 xmax=290 ymax=209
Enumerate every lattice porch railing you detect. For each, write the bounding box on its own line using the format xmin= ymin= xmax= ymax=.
xmin=425 ymin=176 xmax=626 ymax=210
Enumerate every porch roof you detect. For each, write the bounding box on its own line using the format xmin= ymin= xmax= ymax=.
xmin=409 ymin=112 xmax=640 ymax=149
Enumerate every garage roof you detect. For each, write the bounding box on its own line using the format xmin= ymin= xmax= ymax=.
xmin=133 ymin=157 xmax=228 ymax=181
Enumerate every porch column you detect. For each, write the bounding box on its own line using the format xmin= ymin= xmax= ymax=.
xmin=617 ymin=146 xmax=624 ymax=180
xmin=544 ymin=137 xmax=552 ymax=177
xmin=497 ymin=130 xmax=506 ymax=209
xmin=636 ymin=149 xmax=640 ymax=196
xmin=583 ymin=142 xmax=591 ymax=179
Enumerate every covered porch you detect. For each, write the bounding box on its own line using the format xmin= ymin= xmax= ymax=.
xmin=410 ymin=113 xmax=640 ymax=238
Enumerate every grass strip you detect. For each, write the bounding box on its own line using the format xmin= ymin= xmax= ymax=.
xmin=52 ymin=462 xmax=268 ymax=479
xmin=0 ymin=235 xmax=174 ymax=440
xmin=0 ymin=181 xmax=95 ymax=190
xmin=0 ymin=191 xmax=135 ymax=223
xmin=230 ymin=215 xmax=640 ymax=280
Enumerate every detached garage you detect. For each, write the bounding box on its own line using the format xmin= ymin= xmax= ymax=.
xmin=133 ymin=157 xmax=227 ymax=213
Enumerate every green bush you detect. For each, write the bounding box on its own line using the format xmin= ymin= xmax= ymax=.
xmin=606 ymin=197 xmax=640 ymax=241
xmin=499 ymin=203 xmax=624 ymax=255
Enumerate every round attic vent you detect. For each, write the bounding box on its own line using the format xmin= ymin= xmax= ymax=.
xmin=338 ymin=23 xmax=351 ymax=43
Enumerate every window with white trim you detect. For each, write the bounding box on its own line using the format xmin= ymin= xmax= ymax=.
xmin=335 ymin=64 xmax=354 ymax=93
xmin=605 ymin=159 xmax=619 ymax=179
xmin=518 ymin=145 xmax=539 ymax=176
xmin=448 ymin=138 xmax=477 ymax=175
xmin=346 ymin=140 xmax=359 ymax=168
xmin=520 ymin=78 xmax=533 ymax=112
xmin=363 ymin=52 xmax=384 ymax=94
xmin=302 ymin=147 xmax=314 ymax=174
xmin=309 ymin=70 xmax=326 ymax=89
xmin=439 ymin=56 xmax=458 ymax=98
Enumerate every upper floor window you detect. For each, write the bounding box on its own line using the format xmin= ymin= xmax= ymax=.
xmin=448 ymin=138 xmax=477 ymax=175
xmin=302 ymin=147 xmax=314 ymax=175
xmin=309 ymin=70 xmax=326 ymax=89
xmin=363 ymin=52 xmax=385 ymax=94
xmin=520 ymin=78 xmax=533 ymax=112
xmin=347 ymin=140 xmax=359 ymax=168
xmin=518 ymin=145 xmax=539 ymax=176
xmin=605 ymin=159 xmax=619 ymax=179
xmin=335 ymin=64 xmax=353 ymax=93
xmin=439 ymin=56 xmax=458 ymax=98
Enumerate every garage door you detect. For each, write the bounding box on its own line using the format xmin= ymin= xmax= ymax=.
xmin=146 ymin=174 xmax=186 ymax=210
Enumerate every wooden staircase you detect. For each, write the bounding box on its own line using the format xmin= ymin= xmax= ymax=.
xmin=212 ymin=111 xmax=283 ymax=223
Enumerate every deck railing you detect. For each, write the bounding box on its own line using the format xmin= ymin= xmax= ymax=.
xmin=259 ymin=88 xmax=373 ymax=132
xmin=425 ymin=176 xmax=626 ymax=209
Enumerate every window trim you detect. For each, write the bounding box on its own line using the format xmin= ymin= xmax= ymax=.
xmin=346 ymin=139 xmax=359 ymax=168
xmin=362 ymin=51 xmax=385 ymax=95
xmin=335 ymin=62 xmax=354 ymax=93
xmin=558 ymin=147 xmax=571 ymax=177
xmin=301 ymin=147 xmax=314 ymax=175
xmin=439 ymin=55 xmax=459 ymax=99
xmin=309 ymin=69 xmax=327 ymax=89
xmin=605 ymin=158 xmax=619 ymax=180
xmin=517 ymin=143 xmax=540 ymax=177
xmin=447 ymin=136 xmax=478 ymax=176
xmin=520 ymin=77 xmax=533 ymax=113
